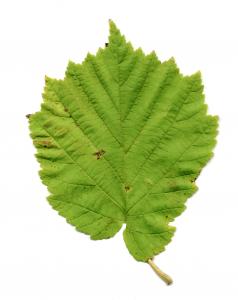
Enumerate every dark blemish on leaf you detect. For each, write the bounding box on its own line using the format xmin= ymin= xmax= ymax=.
xmin=26 ymin=114 xmax=32 ymax=119
xmin=105 ymin=43 xmax=109 ymax=47
xmin=125 ymin=185 xmax=131 ymax=192
xmin=191 ymin=171 xmax=201 ymax=183
xmin=35 ymin=140 xmax=52 ymax=148
xmin=64 ymin=108 xmax=68 ymax=112
xmin=42 ymin=141 xmax=52 ymax=148
xmin=93 ymin=149 xmax=106 ymax=160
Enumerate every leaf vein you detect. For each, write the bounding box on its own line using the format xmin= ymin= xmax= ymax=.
xmin=36 ymin=120 xmax=124 ymax=213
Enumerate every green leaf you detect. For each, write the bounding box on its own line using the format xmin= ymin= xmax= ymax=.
xmin=28 ymin=20 xmax=218 ymax=271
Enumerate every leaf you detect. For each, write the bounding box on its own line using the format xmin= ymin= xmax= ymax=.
xmin=28 ymin=20 xmax=218 ymax=281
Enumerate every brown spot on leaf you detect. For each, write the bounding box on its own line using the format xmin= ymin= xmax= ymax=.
xmin=26 ymin=114 xmax=32 ymax=119
xmin=125 ymin=185 xmax=131 ymax=192
xmin=35 ymin=140 xmax=52 ymax=148
xmin=93 ymin=149 xmax=106 ymax=160
xmin=191 ymin=176 xmax=198 ymax=183
xmin=105 ymin=42 xmax=109 ymax=47
xmin=42 ymin=141 xmax=51 ymax=147
xmin=191 ymin=171 xmax=201 ymax=183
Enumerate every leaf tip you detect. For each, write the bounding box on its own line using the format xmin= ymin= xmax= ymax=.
xmin=108 ymin=18 xmax=116 ymax=28
xmin=108 ymin=19 xmax=123 ymax=39
xmin=44 ymin=75 xmax=50 ymax=83
xmin=193 ymin=70 xmax=202 ymax=81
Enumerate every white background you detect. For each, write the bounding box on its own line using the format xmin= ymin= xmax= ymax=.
xmin=0 ymin=0 xmax=238 ymax=299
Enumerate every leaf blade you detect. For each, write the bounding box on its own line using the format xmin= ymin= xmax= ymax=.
xmin=29 ymin=20 xmax=218 ymax=262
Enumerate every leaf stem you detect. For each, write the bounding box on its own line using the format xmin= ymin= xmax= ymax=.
xmin=147 ymin=258 xmax=173 ymax=285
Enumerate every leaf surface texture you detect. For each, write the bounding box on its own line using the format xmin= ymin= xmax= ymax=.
xmin=29 ymin=21 xmax=218 ymax=261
